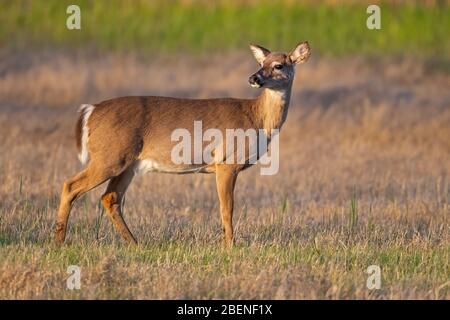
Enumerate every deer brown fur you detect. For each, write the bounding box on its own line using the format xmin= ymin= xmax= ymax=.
xmin=55 ymin=42 xmax=311 ymax=246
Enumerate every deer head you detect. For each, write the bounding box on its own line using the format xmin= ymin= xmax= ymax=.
xmin=248 ymin=41 xmax=311 ymax=90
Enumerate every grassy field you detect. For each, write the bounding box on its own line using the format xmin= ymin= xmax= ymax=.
xmin=0 ymin=0 xmax=448 ymax=301
xmin=0 ymin=50 xmax=448 ymax=299
xmin=1 ymin=0 xmax=450 ymax=58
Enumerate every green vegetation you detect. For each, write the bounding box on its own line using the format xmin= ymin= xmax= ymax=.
xmin=1 ymin=240 xmax=448 ymax=299
xmin=0 ymin=4 xmax=449 ymax=298
xmin=1 ymin=0 xmax=449 ymax=56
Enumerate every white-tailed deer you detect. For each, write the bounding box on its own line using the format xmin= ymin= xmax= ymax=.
xmin=55 ymin=42 xmax=311 ymax=246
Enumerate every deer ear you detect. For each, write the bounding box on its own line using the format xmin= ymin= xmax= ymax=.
xmin=289 ymin=41 xmax=311 ymax=65
xmin=249 ymin=44 xmax=271 ymax=66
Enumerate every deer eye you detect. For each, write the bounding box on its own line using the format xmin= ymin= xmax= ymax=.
xmin=274 ymin=64 xmax=283 ymax=70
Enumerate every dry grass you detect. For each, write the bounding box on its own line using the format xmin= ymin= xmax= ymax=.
xmin=0 ymin=51 xmax=449 ymax=299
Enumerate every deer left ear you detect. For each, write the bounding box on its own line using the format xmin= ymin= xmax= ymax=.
xmin=289 ymin=41 xmax=311 ymax=65
xmin=249 ymin=44 xmax=271 ymax=66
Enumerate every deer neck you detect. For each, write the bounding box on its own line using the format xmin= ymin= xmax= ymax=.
xmin=254 ymin=84 xmax=292 ymax=133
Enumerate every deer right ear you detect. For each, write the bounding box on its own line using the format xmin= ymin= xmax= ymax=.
xmin=249 ymin=44 xmax=271 ymax=66
xmin=289 ymin=41 xmax=311 ymax=65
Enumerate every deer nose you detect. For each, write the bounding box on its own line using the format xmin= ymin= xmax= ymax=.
xmin=249 ymin=74 xmax=263 ymax=87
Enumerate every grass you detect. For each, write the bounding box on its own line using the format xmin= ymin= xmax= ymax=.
xmin=1 ymin=241 xmax=448 ymax=299
xmin=1 ymin=0 xmax=450 ymax=57
xmin=0 ymin=50 xmax=448 ymax=299
xmin=1 ymin=190 xmax=449 ymax=299
xmin=1 ymin=0 xmax=448 ymax=300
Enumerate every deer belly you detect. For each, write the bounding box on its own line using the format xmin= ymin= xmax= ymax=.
xmin=134 ymin=159 xmax=210 ymax=175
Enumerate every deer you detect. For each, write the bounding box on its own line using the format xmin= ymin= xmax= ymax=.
xmin=54 ymin=41 xmax=311 ymax=247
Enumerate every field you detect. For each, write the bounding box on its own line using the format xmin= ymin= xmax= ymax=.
xmin=2 ymin=0 xmax=450 ymax=58
xmin=0 ymin=0 xmax=449 ymax=300
xmin=0 ymin=49 xmax=448 ymax=299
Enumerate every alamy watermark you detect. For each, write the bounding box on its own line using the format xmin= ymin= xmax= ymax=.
xmin=366 ymin=265 xmax=381 ymax=290
xmin=67 ymin=265 xmax=81 ymax=290
xmin=66 ymin=5 xmax=81 ymax=30
xmin=366 ymin=5 xmax=381 ymax=30
xmin=171 ymin=121 xmax=280 ymax=175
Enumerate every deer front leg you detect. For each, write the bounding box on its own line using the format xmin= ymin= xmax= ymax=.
xmin=215 ymin=165 xmax=238 ymax=247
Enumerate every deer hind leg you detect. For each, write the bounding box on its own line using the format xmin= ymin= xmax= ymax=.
xmin=55 ymin=165 xmax=112 ymax=244
xmin=101 ymin=167 xmax=137 ymax=245
xmin=215 ymin=165 xmax=238 ymax=247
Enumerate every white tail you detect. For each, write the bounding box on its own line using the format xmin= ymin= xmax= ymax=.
xmin=77 ymin=104 xmax=95 ymax=166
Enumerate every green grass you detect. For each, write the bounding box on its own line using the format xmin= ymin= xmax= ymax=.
xmin=0 ymin=41 xmax=449 ymax=299
xmin=1 ymin=0 xmax=449 ymax=57
xmin=1 ymin=241 xmax=448 ymax=299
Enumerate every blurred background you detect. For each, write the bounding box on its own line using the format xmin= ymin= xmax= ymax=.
xmin=0 ymin=0 xmax=448 ymax=299
xmin=2 ymin=0 xmax=449 ymax=56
